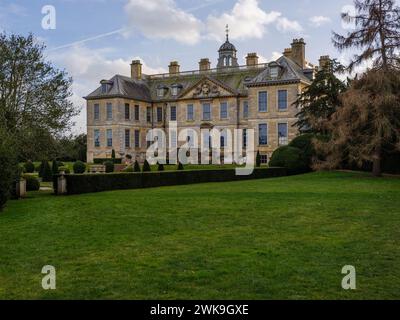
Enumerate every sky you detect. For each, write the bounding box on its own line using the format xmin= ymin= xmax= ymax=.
xmin=0 ymin=0 xmax=360 ymax=134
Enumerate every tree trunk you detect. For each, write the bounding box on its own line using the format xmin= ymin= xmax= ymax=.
xmin=372 ymin=146 xmax=382 ymax=177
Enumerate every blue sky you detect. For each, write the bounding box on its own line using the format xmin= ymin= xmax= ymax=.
xmin=0 ymin=0 xmax=356 ymax=133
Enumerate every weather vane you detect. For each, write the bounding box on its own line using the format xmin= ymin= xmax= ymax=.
xmin=226 ymin=24 xmax=229 ymax=41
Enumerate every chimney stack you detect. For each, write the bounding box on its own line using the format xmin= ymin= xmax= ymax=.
xmin=319 ymin=55 xmax=331 ymax=70
xmin=291 ymin=38 xmax=306 ymax=68
xmin=246 ymin=53 xmax=259 ymax=67
xmin=199 ymin=58 xmax=211 ymax=72
xmin=131 ymin=60 xmax=142 ymax=80
xmin=283 ymin=48 xmax=292 ymax=59
xmin=169 ymin=61 xmax=180 ymax=74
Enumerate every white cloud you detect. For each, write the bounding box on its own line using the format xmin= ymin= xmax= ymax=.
xmin=206 ymin=0 xmax=303 ymax=41
xmin=207 ymin=0 xmax=281 ymax=41
xmin=48 ymin=45 xmax=166 ymax=134
xmin=309 ymin=16 xmax=331 ymax=27
xmin=276 ymin=17 xmax=303 ymax=33
xmin=124 ymin=0 xmax=203 ymax=45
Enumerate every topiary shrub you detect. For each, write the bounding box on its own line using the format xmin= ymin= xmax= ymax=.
xmin=58 ymin=166 xmax=70 ymax=174
xmin=289 ymin=134 xmax=316 ymax=168
xmin=158 ymin=162 xmax=165 ymax=171
xmin=52 ymin=160 xmax=59 ymax=175
xmin=41 ymin=160 xmax=53 ymax=182
xmin=134 ymin=160 xmax=141 ymax=172
xmin=269 ymin=146 xmax=309 ymax=175
xmin=104 ymin=161 xmax=114 ymax=173
xmin=123 ymin=166 xmax=134 ymax=173
xmin=142 ymin=160 xmax=151 ymax=172
xmin=256 ymin=151 xmax=261 ymax=168
xmin=23 ymin=175 xmax=40 ymax=191
xmin=177 ymin=162 xmax=184 ymax=171
xmin=24 ymin=160 xmax=35 ymax=173
xmin=73 ymin=161 xmax=86 ymax=174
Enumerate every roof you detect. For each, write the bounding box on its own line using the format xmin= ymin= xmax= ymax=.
xmin=219 ymin=40 xmax=237 ymax=52
xmin=84 ymin=75 xmax=152 ymax=102
xmin=85 ymin=55 xmax=312 ymax=102
xmin=247 ymin=56 xmax=312 ymax=86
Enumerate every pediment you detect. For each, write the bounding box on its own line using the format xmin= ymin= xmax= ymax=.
xmin=179 ymin=77 xmax=237 ymax=99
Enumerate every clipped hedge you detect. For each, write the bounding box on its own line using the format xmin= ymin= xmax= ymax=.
xmin=54 ymin=167 xmax=287 ymax=195
xmin=269 ymin=146 xmax=309 ymax=175
xmin=23 ymin=175 xmax=40 ymax=191
xmin=93 ymin=158 xmax=122 ymax=164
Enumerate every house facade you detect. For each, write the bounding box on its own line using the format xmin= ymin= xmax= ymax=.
xmin=85 ymin=34 xmax=329 ymax=164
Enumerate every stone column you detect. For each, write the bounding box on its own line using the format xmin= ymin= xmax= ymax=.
xmin=16 ymin=178 xmax=26 ymax=198
xmin=57 ymin=174 xmax=68 ymax=195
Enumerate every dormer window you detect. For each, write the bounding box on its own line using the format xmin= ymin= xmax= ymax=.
xmin=100 ymin=80 xmax=113 ymax=93
xmin=270 ymin=67 xmax=279 ymax=79
xmin=171 ymin=84 xmax=183 ymax=96
xmin=157 ymin=85 xmax=168 ymax=97
xmin=268 ymin=62 xmax=281 ymax=80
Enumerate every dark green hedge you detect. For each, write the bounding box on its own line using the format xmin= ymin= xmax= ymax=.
xmin=93 ymin=158 xmax=122 ymax=164
xmin=54 ymin=168 xmax=287 ymax=195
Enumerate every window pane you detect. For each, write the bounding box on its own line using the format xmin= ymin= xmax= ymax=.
xmin=243 ymin=101 xmax=249 ymax=118
xmin=278 ymin=90 xmax=288 ymax=110
xmin=187 ymin=104 xmax=194 ymax=121
xmin=220 ymin=102 xmax=228 ymax=119
xmin=135 ymin=130 xmax=140 ymax=148
xmin=125 ymin=129 xmax=130 ymax=148
xmin=135 ymin=105 xmax=140 ymax=121
xmin=94 ymin=130 xmax=100 ymax=147
xmin=259 ymin=124 xmax=268 ymax=145
xmin=157 ymin=107 xmax=163 ymax=122
xmin=94 ymin=104 xmax=100 ymax=120
xmin=258 ymin=92 xmax=268 ymax=112
xmin=106 ymin=103 xmax=113 ymax=120
xmin=278 ymin=123 xmax=288 ymax=146
xmin=106 ymin=129 xmax=113 ymax=147
xmin=125 ymin=104 xmax=130 ymax=120
xmin=170 ymin=106 xmax=177 ymax=121
xmin=146 ymin=107 xmax=152 ymax=122
xmin=203 ymin=103 xmax=211 ymax=120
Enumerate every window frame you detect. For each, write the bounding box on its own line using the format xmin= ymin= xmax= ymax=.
xmin=125 ymin=129 xmax=130 ymax=148
xmin=202 ymin=103 xmax=211 ymax=121
xmin=94 ymin=104 xmax=100 ymax=121
xmin=146 ymin=107 xmax=152 ymax=123
xmin=157 ymin=107 xmax=163 ymax=123
xmin=187 ymin=104 xmax=194 ymax=121
xmin=134 ymin=130 xmax=140 ymax=148
xmin=106 ymin=129 xmax=113 ymax=147
xmin=243 ymin=101 xmax=249 ymax=119
xmin=134 ymin=105 xmax=140 ymax=121
xmin=220 ymin=102 xmax=228 ymax=119
xmin=258 ymin=123 xmax=268 ymax=146
xmin=106 ymin=103 xmax=113 ymax=120
xmin=258 ymin=91 xmax=268 ymax=113
xmin=94 ymin=129 xmax=100 ymax=148
xmin=124 ymin=103 xmax=130 ymax=120
xmin=278 ymin=122 xmax=289 ymax=146
xmin=277 ymin=89 xmax=288 ymax=111
xmin=170 ymin=106 xmax=177 ymax=121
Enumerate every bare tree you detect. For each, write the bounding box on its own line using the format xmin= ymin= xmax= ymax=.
xmin=333 ymin=0 xmax=400 ymax=72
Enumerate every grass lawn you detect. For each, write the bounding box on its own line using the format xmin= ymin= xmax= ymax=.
xmin=0 ymin=171 xmax=399 ymax=300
